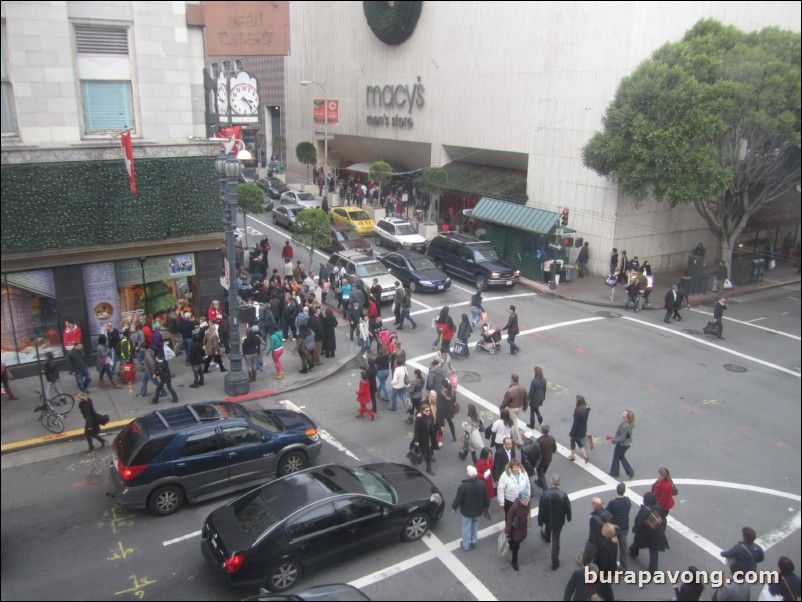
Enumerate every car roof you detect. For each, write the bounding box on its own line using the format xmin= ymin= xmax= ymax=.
xmin=385 ymin=249 xmax=426 ymax=259
xmin=435 ymin=232 xmax=492 ymax=245
xmin=280 ymin=203 xmax=305 ymax=211
xmin=135 ymin=402 xmax=247 ymax=436
xmin=380 ymin=216 xmax=410 ymax=225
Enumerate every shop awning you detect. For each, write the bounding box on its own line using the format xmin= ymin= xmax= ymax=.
xmin=469 ymin=197 xmax=571 ymax=235
xmin=343 ymin=162 xmax=373 ymax=174
xmin=442 ymin=162 xmax=528 ymax=202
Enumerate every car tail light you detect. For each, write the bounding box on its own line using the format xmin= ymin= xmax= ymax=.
xmin=117 ymin=459 xmax=148 ymax=481
xmin=223 ymin=553 xmax=246 ymax=573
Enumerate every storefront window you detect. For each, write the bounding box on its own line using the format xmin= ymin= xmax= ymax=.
xmin=114 ymin=254 xmax=198 ymax=329
xmin=1 ymin=270 xmax=63 ymax=366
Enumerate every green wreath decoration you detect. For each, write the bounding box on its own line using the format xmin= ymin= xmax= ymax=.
xmin=363 ymin=1 xmax=423 ymax=45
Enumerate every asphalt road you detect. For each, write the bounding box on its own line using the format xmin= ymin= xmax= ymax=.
xmin=1 ymin=211 xmax=799 ymax=601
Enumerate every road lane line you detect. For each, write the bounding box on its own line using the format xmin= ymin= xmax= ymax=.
xmin=689 ymin=308 xmax=801 ymax=340
xmin=164 ymin=531 xmax=201 ymax=546
xmin=421 ymin=532 xmax=497 ymax=601
xmin=757 ymin=511 xmax=802 ymax=551
xmin=622 ymin=316 xmax=800 ymax=377
xmin=348 ymin=550 xmax=437 ymax=590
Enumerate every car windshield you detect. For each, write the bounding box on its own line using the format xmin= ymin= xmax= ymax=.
xmin=297 ymin=192 xmax=316 ymax=201
xmin=345 ymin=466 xmax=394 ymax=503
xmin=288 ymin=208 xmax=302 ymax=217
xmin=356 ymin=262 xmax=388 ymax=278
xmin=348 ymin=210 xmax=371 ymax=221
xmin=395 ymin=223 xmax=417 ymax=236
xmin=244 ymin=407 xmax=282 ymax=433
xmin=339 ymin=229 xmax=363 ymax=241
xmin=473 ymin=246 xmax=499 ymax=262
xmin=409 ymin=256 xmax=437 ymax=271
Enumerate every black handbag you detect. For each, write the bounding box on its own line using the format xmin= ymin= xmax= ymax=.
xmin=406 ymin=448 xmax=423 ymax=466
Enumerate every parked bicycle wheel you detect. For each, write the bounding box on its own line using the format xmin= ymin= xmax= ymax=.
xmin=48 ymin=393 xmax=75 ymax=415
xmin=42 ymin=412 xmax=65 ymax=433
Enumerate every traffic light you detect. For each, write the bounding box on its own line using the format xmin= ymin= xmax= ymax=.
xmin=560 ymin=208 xmax=569 ymax=226
xmin=562 ymin=237 xmax=572 ymax=247
xmin=574 ymin=237 xmax=584 ymax=248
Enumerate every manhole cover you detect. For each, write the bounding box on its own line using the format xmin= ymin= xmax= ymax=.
xmin=458 ymin=371 xmax=481 ymax=384
xmin=597 ymin=311 xmax=622 ymax=319
xmin=723 ymin=364 xmax=748 ymax=373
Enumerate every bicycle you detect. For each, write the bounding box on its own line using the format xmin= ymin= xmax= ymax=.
xmin=33 ymin=391 xmax=74 ymax=433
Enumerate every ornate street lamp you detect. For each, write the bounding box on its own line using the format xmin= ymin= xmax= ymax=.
xmin=214 ymin=139 xmax=252 ymax=396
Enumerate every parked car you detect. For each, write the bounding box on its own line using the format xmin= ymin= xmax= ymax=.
xmin=273 ymin=204 xmax=305 ymax=230
xmin=330 ymin=207 xmax=375 ymax=236
xmin=327 ymin=225 xmax=373 ymax=255
xmin=257 ymin=177 xmax=290 ymax=200
xmin=201 ymin=463 xmax=445 ymax=591
xmin=108 ymin=401 xmax=322 ymax=516
xmin=377 ymin=250 xmax=450 ymax=293
xmin=263 ymin=194 xmax=274 ymax=213
xmin=280 ymin=190 xmax=322 ymax=210
xmin=425 ymin=232 xmax=520 ymax=290
xmin=328 ymin=250 xmax=396 ymax=303
xmin=373 ymin=217 xmax=427 ymax=252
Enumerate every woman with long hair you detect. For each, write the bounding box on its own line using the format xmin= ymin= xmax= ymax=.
xmin=433 ymin=306 xmax=449 ymax=350
xmin=568 ymin=395 xmax=590 ymax=463
xmin=459 ymin=403 xmax=484 ymax=463
xmin=475 ymin=447 xmax=495 ymax=519
xmin=528 ymin=366 xmax=547 ymax=427
xmin=651 ymin=467 xmax=676 ymax=523
xmin=411 ymin=402 xmax=438 ymax=476
xmin=491 ymin=408 xmax=514 ymax=450
xmin=608 ymin=409 xmax=636 ymax=480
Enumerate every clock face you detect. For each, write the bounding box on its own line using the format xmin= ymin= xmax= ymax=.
xmin=230 ymin=83 xmax=259 ymax=116
xmin=217 ymin=81 xmax=229 ymax=115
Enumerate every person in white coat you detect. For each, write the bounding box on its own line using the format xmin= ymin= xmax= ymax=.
xmin=497 ymin=458 xmax=531 ymax=515
xmin=390 ymin=358 xmax=408 ymax=412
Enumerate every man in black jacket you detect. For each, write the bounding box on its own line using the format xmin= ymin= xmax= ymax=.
xmin=538 ymin=474 xmax=572 ymax=570
xmin=451 ymin=465 xmax=487 ymax=552
xmin=492 ymin=437 xmax=515 ymax=484
xmin=519 ymin=431 xmax=542 ymax=485
xmin=501 ymin=305 xmax=520 ymax=355
xmin=577 ymin=497 xmax=612 ymax=567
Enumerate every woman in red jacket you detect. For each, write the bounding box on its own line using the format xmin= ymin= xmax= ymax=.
xmin=475 ymin=447 xmax=495 ymax=520
xmin=208 ymin=300 xmax=223 ymax=324
xmin=651 ymin=466 xmax=676 ymax=523
xmin=355 ymin=370 xmax=376 ymax=420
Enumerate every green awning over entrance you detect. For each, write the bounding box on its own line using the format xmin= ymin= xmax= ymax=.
xmin=442 ymin=163 xmax=528 ymax=202
xmin=470 ymin=197 xmax=571 ymax=235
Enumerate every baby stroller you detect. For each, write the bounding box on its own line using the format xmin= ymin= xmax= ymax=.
xmin=476 ymin=323 xmax=502 ymax=355
xmin=376 ymin=328 xmax=399 ymax=353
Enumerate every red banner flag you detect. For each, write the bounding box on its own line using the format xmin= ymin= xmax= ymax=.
xmin=120 ymin=130 xmax=137 ymax=194
xmin=217 ymin=126 xmax=243 ymax=154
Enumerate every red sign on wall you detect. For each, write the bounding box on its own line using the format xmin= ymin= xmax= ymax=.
xmin=313 ymin=99 xmax=339 ymax=126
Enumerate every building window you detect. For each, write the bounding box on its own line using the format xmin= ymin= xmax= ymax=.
xmin=1 ymin=25 xmax=18 ymax=135
xmin=80 ymin=80 xmax=133 ymax=131
xmin=73 ymin=24 xmax=134 ymax=134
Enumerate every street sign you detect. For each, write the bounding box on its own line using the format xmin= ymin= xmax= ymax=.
xmin=315 ymin=133 xmax=335 ymax=141
xmin=547 ymin=242 xmax=561 ymax=250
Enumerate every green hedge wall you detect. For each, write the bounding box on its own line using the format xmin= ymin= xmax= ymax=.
xmin=1 ymin=156 xmax=222 ymax=253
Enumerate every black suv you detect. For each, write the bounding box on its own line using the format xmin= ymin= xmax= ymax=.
xmin=108 ymin=402 xmax=322 ymax=516
xmin=425 ymin=232 xmax=520 ymax=290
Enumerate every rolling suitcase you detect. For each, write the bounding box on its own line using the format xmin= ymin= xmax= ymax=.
xmin=703 ymin=321 xmax=722 ymax=337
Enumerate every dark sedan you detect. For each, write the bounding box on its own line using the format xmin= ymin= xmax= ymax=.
xmin=257 ymin=177 xmax=290 ymax=200
xmin=273 ymin=204 xmax=305 ymax=230
xmin=377 ymin=250 xmax=451 ymax=293
xmin=326 ymin=225 xmax=373 ymax=255
xmin=201 ymin=463 xmax=444 ymax=591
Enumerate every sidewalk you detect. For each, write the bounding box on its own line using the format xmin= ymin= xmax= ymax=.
xmin=1 ymin=335 xmax=363 ymax=453
xmin=2 ymin=263 xmax=798 ymax=454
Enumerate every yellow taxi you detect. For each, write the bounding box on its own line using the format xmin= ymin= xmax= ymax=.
xmin=330 ymin=206 xmax=375 ymax=236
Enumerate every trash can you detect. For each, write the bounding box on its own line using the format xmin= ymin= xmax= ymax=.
xmin=731 ymin=257 xmax=752 ymax=286
xmin=750 ymin=258 xmax=765 ymax=283
xmin=562 ymin=264 xmax=575 ymax=283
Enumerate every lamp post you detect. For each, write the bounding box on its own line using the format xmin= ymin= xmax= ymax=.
xmin=301 ymin=80 xmax=328 ymax=197
xmin=215 ymin=141 xmax=252 ymax=396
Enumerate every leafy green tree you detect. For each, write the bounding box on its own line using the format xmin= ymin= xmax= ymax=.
xmin=417 ymin=166 xmax=448 ymax=222
xmin=296 ymin=142 xmax=317 ymax=183
xmin=236 ymin=183 xmax=264 ymax=249
xmin=292 ymin=208 xmax=332 ymax=266
xmin=368 ymin=160 xmax=393 ymax=208
xmin=582 ymin=19 xmax=801 ymax=274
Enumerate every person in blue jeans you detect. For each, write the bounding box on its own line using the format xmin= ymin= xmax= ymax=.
xmin=67 ymin=343 xmax=92 ymax=392
xmin=390 ymin=361 xmax=407 ymax=411
xmin=137 ymin=343 xmax=162 ymax=398
xmin=375 ymin=347 xmax=391 ymax=402
xmin=451 ymin=465 xmax=487 ymax=552
xmin=608 ymin=410 xmax=635 ymax=479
